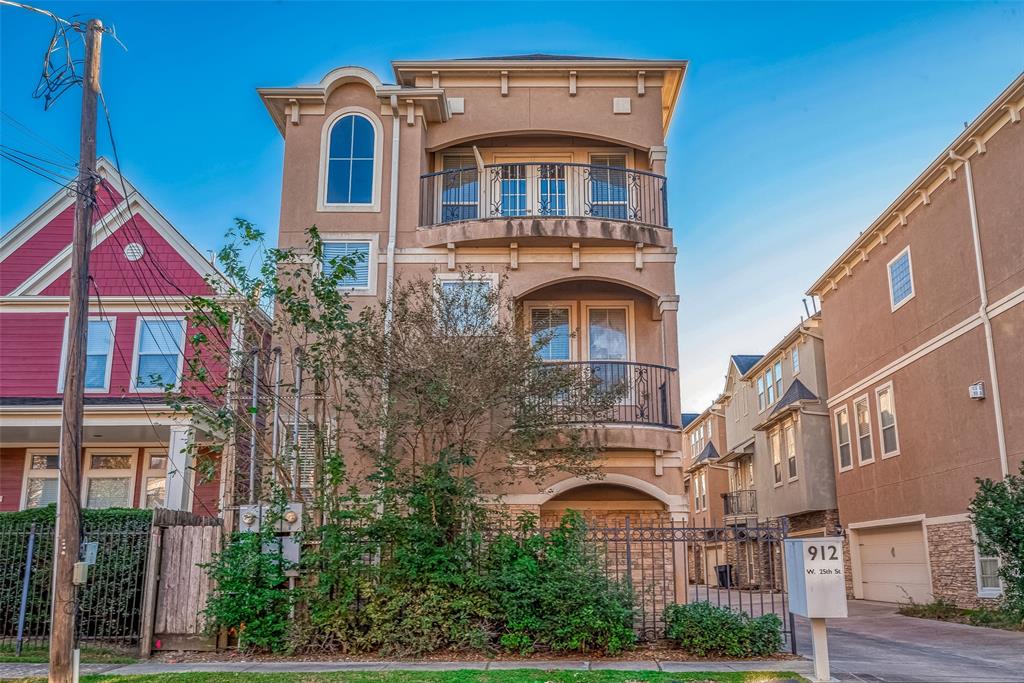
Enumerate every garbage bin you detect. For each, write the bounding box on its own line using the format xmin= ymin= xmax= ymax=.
xmin=715 ymin=564 xmax=735 ymax=588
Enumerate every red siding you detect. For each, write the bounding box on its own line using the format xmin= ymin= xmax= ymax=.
xmin=0 ymin=313 xmax=66 ymax=397
xmin=41 ymin=217 xmax=212 ymax=298
xmin=0 ymin=448 xmax=26 ymax=511
xmin=0 ymin=184 xmax=123 ymax=295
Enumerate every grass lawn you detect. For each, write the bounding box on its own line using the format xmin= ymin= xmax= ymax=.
xmin=0 ymin=644 xmax=136 ymax=664
xmin=11 ymin=671 xmax=806 ymax=683
xmin=898 ymin=601 xmax=1024 ymax=632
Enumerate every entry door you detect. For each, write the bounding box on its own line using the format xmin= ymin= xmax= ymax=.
xmin=492 ymin=155 xmax=572 ymax=217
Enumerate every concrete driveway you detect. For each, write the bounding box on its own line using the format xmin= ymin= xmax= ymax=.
xmin=794 ymin=600 xmax=1024 ymax=682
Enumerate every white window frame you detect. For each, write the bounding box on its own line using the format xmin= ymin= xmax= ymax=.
xmin=785 ymin=420 xmax=798 ymax=482
xmin=141 ymin=448 xmax=169 ymax=509
xmin=972 ymin=526 xmax=1003 ymax=598
xmin=756 ymin=375 xmax=766 ymax=412
xmin=581 ymin=301 xmax=636 ymax=363
xmin=433 ymin=271 xmax=501 ymax=331
xmin=317 ymin=107 xmax=383 ymax=213
xmin=130 ymin=317 xmax=187 ymax=393
xmin=770 ymin=428 xmax=782 ymax=486
xmin=887 ymin=246 xmax=915 ymax=311
xmin=20 ymin=449 xmax=60 ymax=510
xmin=83 ymin=448 xmax=137 ymax=509
xmin=773 ymin=360 xmax=783 ymax=399
xmin=854 ymin=394 xmax=875 ymax=465
xmin=875 ymin=381 xmax=901 ymax=458
xmin=320 ymin=233 xmax=379 ymax=296
xmin=835 ymin=406 xmax=853 ymax=473
xmin=57 ymin=316 xmax=116 ymax=393
xmin=524 ymin=301 xmax=578 ymax=362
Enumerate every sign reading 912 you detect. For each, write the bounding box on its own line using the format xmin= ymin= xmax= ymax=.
xmin=784 ymin=537 xmax=848 ymax=618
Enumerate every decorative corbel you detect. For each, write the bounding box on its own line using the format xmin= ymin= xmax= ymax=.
xmin=917 ymin=188 xmax=931 ymax=206
xmin=944 ymin=162 xmax=958 ymax=182
xmin=637 ymin=70 xmax=646 ymax=96
xmin=509 ymin=242 xmax=519 ymax=270
xmin=879 ymin=231 xmax=888 ymax=245
xmin=634 ymin=242 xmax=644 ymax=271
xmin=431 ymin=70 xmax=440 ymax=88
xmin=500 ymin=71 xmax=509 ymax=96
xmin=1006 ymin=102 xmax=1021 ymax=123
xmin=859 ymin=248 xmax=869 ymax=263
xmin=969 ymin=137 xmax=987 ymax=155
xmin=288 ymin=98 xmax=300 ymax=125
xmin=447 ymin=242 xmax=456 ymax=271
xmin=406 ymin=99 xmax=415 ymax=127
xmin=654 ymin=449 xmax=664 ymax=476
xmin=568 ymin=71 xmax=577 ymax=97
xmin=571 ymin=242 xmax=580 ymax=270
xmin=893 ymin=210 xmax=908 ymax=227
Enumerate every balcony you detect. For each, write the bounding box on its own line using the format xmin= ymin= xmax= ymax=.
xmin=419 ymin=162 xmax=669 ymax=233
xmin=527 ymin=361 xmax=676 ymax=428
xmin=722 ymin=489 xmax=757 ymax=517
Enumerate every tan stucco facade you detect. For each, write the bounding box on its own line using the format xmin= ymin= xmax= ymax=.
xmin=260 ymin=57 xmax=689 ymax=522
xmin=810 ymin=75 xmax=1024 ymax=605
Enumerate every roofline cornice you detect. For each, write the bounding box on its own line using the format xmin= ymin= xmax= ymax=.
xmin=807 ymin=72 xmax=1024 ymax=299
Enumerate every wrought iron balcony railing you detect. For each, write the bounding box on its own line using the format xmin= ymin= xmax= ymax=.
xmin=526 ymin=360 xmax=676 ymax=428
xmin=419 ymin=162 xmax=669 ymax=229
xmin=722 ymin=489 xmax=757 ymax=517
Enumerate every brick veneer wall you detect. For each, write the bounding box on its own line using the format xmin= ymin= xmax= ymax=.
xmin=926 ymin=520 xmax=1000 ymax=609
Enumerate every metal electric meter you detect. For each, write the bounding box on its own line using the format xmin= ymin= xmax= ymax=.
xmin=784 ymin=537 xmax=848 ymax=682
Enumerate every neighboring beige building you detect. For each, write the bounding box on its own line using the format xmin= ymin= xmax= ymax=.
xmin=807 ymin=74 xmax=1024 ymax=606
xmin=682 ymin=405 xmax=730 ymax=584
xmin=258 ymin=56 xmax=689 ymax=526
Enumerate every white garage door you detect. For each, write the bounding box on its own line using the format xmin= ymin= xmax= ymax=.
xmin=857 ymin=523 xmax=932 ymax=603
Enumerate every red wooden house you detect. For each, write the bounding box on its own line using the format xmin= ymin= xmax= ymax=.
xmin=0 ymin=158 xmax=229 ymax=514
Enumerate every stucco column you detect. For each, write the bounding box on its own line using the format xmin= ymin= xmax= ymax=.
xmin=658 ymin=296 xmax=681 ymax=421
xmin=165 ymin=424 xmax=194 ymax=512
xmin=670 ymin=509 xmax=689 ymax=604
xmin=648 ymin=145 xmax=667 ymax=176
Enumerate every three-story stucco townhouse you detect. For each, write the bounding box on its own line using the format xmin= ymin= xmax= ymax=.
xmin=258 ymin=55 xmax=689 ymax=525
xmin=682 ymin=405 xmax=729 ymax=584
xmin=807 ymin=74 xmax=1023 ymax=607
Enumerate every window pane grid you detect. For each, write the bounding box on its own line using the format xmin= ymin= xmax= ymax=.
xmin=327 ymin=114 xmax=375 ymax=204
xmin=889 ymin=252 xmax=913 ymax=306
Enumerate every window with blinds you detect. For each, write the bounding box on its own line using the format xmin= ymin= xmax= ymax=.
xmin=589 ymin=154 xmax=628 ymax=220
xmin=25 ymin=452 xmax=59 ymax=508
xmin=134 ymin=318 xmax=184 ymax=390
xmin=530 ymin=307 xmax=571 ymax=362
xmin=441 ymin=155 xmax=479 ymax=221
xmin=323 ymin=241 xmax=371 ymax=289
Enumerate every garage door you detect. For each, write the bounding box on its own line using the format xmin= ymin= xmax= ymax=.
xmin=857 ymin=523 xmax=931 ymax=603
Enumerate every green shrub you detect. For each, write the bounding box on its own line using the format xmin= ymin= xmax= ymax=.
xmin=664 ymin=601 xmax=782 ymax=657
xmin=485 ymin=512 xmax=636 ymax=655
xmin=970 ymin=462 xmax=1024 ymax=619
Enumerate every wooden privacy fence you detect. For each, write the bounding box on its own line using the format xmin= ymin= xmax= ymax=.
xmin=139 ymin=509 xmax=222 ymax=655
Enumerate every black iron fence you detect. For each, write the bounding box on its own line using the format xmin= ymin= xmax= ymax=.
xmin=0 ymin=510 xmax=152 ymax=652
xmin=723 ymin=490 xmax=758 ymax=517
xmin=420 ymin=163 xmax=669 ymax=229
xmin=529 ymin=361 xmax=676 ymax=428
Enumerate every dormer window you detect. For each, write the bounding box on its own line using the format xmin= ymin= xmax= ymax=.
xmin=320 ymin=109 xmax=382 ymax=211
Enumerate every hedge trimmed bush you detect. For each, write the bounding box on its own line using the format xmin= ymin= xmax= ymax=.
xmin=664 ymin=601 xmax=782 ymax=657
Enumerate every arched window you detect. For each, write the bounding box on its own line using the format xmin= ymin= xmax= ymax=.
xmin=326 ymin=113 xmax=375 ymax=205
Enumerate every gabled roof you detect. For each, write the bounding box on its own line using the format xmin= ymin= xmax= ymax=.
xmin=0 ymin=157 xmax=226 ymax=297
xmin=687 ymin=442 xmax=720 ymax=472
xmin=681 ymin=412 xmax=700 ymax=428
xmin=769 ymin=379 xmax=819 ymax=417
xmin=731 ymin=355 xmax=763 ymax=376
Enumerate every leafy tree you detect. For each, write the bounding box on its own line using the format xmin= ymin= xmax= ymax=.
xmin=970 ymin=463 xmax=1024 ymax=618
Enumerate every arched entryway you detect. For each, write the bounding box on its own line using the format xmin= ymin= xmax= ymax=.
xmin=539 ymin=483 xmax=670 ymax=527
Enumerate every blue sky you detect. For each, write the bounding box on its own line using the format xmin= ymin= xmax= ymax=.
xmin=2 ymin=1 xmax=1022 ymax=412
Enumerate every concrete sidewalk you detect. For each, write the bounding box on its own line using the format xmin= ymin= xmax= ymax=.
xmin=1 ymin=658 xmax=813 ymax=680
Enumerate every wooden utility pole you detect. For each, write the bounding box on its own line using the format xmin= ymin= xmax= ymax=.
xmin=50 ymin=18 xmax=103 ymax=683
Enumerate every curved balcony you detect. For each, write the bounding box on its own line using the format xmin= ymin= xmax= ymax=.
xmin=528 ymin=360 xmax=677 ymax=428
xmin=418 ymin=163 xmax=670 ymax=246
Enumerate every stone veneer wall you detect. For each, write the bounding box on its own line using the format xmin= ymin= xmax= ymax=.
xmin=926 ymin=520 xmax=1000 ymax=609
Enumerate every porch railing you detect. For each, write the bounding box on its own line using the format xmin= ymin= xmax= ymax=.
xmin=419 ymin=162 xmax=669 ymax=229
xmin=723 ymin=489 xmax=757 ymax=517
xmin=529 ymin=360 xmax=676 ymax=428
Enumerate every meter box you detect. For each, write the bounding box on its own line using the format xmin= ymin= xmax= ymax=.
xmin=784 ymin=537 xmax=848 ymax=619
xmin=238 ymin=503 xmax=303 ymax=533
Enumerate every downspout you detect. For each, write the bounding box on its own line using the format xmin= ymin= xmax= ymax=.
xmin=949 ymin=149 xmax=1008 ymax=478
xmin=384 ymin=94 xmax=401 ymax=332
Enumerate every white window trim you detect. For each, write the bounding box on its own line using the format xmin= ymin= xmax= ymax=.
xmin=57 ymin=316 xmax=116 ymax=393
xmin=433 ymin=271 xmax=501 ymax=328
xmin=319 ymin=233 xmax=380 ymax=296
xmin=875 ymin=381 xmax=901 ymax=458
xmin=792 ymin=345 xmax=801 ymax=376
xmin=972 ymin=526 xmax=1003 ymax=599
xmin=770 ymin=428 xmax=783 ymax=487
xmin=887 ymin=246 xmax=915 ymax=312
xmin=853 ymin=394 xmax=875 ymax=465
xmin=142 ymin=447 xmax=169 ymax=509
xmin=785 ymin=420 xmax=799 ymax=483
xmin=317 ymin=107 xmax=384 ymax=213
xmin=19 ymin=448 xmax=60 ymax=510
xmin=130 ymin=316 xmax=186 ymax=393
xmin=834 ymin=406 xmax=853 ymax=473
xmin=83 ymin=448 xmax=137 ymax=509
xmin=581 ymin=301 xmax=636 ymax=363
xmin=524 ymin=300 xmax=578 ymax=362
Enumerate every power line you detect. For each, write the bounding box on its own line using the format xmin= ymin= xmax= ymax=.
xmin=1 ymin=110 xmax=77 ymax=162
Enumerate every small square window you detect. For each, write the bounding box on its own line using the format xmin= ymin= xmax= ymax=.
xmin=888 ymin=248 xmax=914 ymax=309
xmin=323 ymin=241 xmax=371 ymax=289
